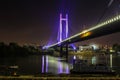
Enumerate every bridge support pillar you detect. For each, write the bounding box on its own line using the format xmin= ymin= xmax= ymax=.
xmin=60 ymin=43 xmax=68 ymax=62
xmin=60 ymin=45 xmax=63 ymax=57
xmin=65 ymin=43 xmax=68 ymax=62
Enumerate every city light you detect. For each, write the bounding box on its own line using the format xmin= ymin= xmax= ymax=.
xmin=73 ymin=55 xmax=76 ymax=60
xmin=90 ymin=44 xmax=99 ymax=50
xmin=80 ymin=31 xmax=92 ymax=38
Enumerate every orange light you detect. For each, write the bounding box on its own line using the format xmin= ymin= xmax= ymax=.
xmin=81 ymin=32 xmax=92 ymax=38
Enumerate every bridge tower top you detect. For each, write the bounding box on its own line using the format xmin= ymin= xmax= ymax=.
xmin=58 ymin=13 xmax=68 ymax=42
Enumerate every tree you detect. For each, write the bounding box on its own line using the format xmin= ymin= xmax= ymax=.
xmin=112 ymin=43 xmax=120 ymax=52
xmin=0 ymin=42 xmax=8 ymax=57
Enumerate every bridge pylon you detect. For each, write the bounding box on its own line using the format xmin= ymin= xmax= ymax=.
xmin=58 ymin=13 xmax=68 ymax=42
xmin=58 ymin=13 xmax=69 ymax=62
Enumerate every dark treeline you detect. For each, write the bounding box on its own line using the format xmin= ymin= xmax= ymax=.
xmin=112 ymin=43 xmax=120 ymax=53
xmin=0 ymin=42 xmax=41 ymax=57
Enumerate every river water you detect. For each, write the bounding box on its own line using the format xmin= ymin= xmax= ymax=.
xmin=0 ymin=54 xmax=120 ymax=75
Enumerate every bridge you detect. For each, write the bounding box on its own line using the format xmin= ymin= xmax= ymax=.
xmin=44 ymin=14 xmax=120 ymax=48
xmin=43 ymin=14 xmax=120 ymax=60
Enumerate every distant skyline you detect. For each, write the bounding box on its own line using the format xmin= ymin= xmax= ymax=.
xmin=0 ymin=0 xmax=120 ymax=46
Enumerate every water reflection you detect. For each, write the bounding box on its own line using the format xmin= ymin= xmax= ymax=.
xmin=110 ymin=54 xmax=112 ymax=68
xmin=42 ymin=55 xmax=70 ymax=74
xmin=1 ymin=53 xmax=120 ymax=75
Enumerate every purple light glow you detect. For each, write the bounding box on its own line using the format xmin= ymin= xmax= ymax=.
xmin=58 ymin=13 xmax=68 ymax=42
xmin=66 ymin=65 xmax=69 ymax=74
xmin=70 ymin=44 xmax=76 ymax=50
xmin=58 ymin=60 xmax=63 ymax=73
xmin=60 ymin=14 xmax=62 ymax=42
xmin=66 ymin=14 xmax=68 ymax=38
xmin=57 ymin=28 xmax=60 ymax=42
xmin=46 ymin=55 xmax=48 ymax=72
xmin=42 ymin=56 xmax=44 ymax=73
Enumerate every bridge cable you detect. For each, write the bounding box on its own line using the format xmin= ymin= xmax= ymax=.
xmin=96 ymin=0 xmax=114 ymax=25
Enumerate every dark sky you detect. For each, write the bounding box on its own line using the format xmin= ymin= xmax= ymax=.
xmin=0 ymin=0 xmax=120 ymax=46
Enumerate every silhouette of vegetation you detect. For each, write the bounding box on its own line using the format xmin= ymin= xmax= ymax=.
xmin=0 ymin=42 xmax=41 ymax=58
xmin=112 ymin=43 xmax=120 ymax=52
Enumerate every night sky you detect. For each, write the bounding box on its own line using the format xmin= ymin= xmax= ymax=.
xmin=0 ymin=0 xmax=120 ymax=46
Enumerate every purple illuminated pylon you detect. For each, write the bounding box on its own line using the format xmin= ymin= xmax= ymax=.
xmin=58 ymin=13 xmax=68 ymax=42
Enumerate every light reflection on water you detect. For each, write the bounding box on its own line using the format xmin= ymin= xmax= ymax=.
xmin=1 ymin=53 xmax=120 ymax=75
xmin=41 ymin=54 xmax=116 ymax=74
xmin=42 ymin=55 xmax=71 ymax=74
